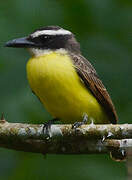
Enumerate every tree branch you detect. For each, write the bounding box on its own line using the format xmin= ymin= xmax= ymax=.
xmin=0 ymin=119 xmax=132 ymax=158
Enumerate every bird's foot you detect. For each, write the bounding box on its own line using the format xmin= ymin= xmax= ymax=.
xmin=72 ymin=113 xmax=88 ymax=129
xmin=42 ymin=118 xmax=58 ymax=136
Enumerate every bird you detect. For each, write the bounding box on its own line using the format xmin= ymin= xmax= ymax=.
xmin=5 ymin=26 xmax=118 ymax=127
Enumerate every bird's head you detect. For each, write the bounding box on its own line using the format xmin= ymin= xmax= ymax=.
xmin=5 ymin=26 xmax=80 ymax=56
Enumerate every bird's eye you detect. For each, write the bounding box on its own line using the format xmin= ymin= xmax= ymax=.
xmin=28 ymin=35 xmax=51 ymax=44
xmin=40 ymin=36 xmax=47 ymax=39
xmin=39 ymin=35 xmax=50 ymax=40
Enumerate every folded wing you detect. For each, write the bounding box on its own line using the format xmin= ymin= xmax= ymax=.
xmin=71 ymin=54 xmax=118 ymax=124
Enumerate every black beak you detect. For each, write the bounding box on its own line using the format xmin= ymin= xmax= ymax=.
xmin=5 ymin=37 xmax=36 ymax=48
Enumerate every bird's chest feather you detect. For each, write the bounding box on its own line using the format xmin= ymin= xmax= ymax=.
xmin=26 ymin=52 xmax=108 ymax=123
xmin=26 ymin=53 xmax=80 ymax=100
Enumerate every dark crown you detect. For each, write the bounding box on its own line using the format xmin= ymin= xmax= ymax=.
xmin=27 ymin=26 xmax=80 ymax=54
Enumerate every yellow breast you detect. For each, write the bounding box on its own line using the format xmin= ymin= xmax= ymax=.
xmin=26 ymin=52 xmax=109 ymax=123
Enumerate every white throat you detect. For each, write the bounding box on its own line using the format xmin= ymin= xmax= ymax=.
xmin=28 ymin=48 xmax=68 ymax=57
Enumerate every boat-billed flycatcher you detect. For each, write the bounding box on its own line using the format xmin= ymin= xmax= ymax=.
xmin=5 ymin=26 xmax=118 ymax=126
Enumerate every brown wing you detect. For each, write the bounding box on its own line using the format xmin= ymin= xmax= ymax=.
xmin=70 ymin=54 xmax=118 ymax=124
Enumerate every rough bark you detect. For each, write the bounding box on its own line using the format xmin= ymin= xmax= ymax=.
xmin=0 ymin=119 xmax=131 ymax=158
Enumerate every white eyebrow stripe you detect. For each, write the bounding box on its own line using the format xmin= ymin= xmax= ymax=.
xmin=31 ymin=29 xmax=72 ymax=37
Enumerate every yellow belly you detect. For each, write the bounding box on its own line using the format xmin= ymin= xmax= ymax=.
xmin=26 ymin=52 xmax=109 ymax=124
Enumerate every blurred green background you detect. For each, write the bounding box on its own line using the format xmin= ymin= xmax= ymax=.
xmin=0 ymin=0 xmax=132 ymax=179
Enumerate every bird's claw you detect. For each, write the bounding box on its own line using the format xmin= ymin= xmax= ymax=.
xmin=72 ymin=122 xmax=84 ymax=129
xmin=42 ymin=118 xmax=58 ymax=136
xmin=42 ymin=121 xmax=52 ymax=136
xmin=72 ymin=113 xmax=88 ymax=129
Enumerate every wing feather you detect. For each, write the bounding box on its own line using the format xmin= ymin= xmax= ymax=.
xmin=70 ymin=54 xmax=118 ymax=124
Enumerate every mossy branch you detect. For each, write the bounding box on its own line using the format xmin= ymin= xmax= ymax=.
xmin=0 ymin=118 xmax=132 ymax=160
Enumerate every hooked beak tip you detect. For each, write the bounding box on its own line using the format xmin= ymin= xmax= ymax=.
xmin=5 ymin=40 xmax=14 ymax=47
